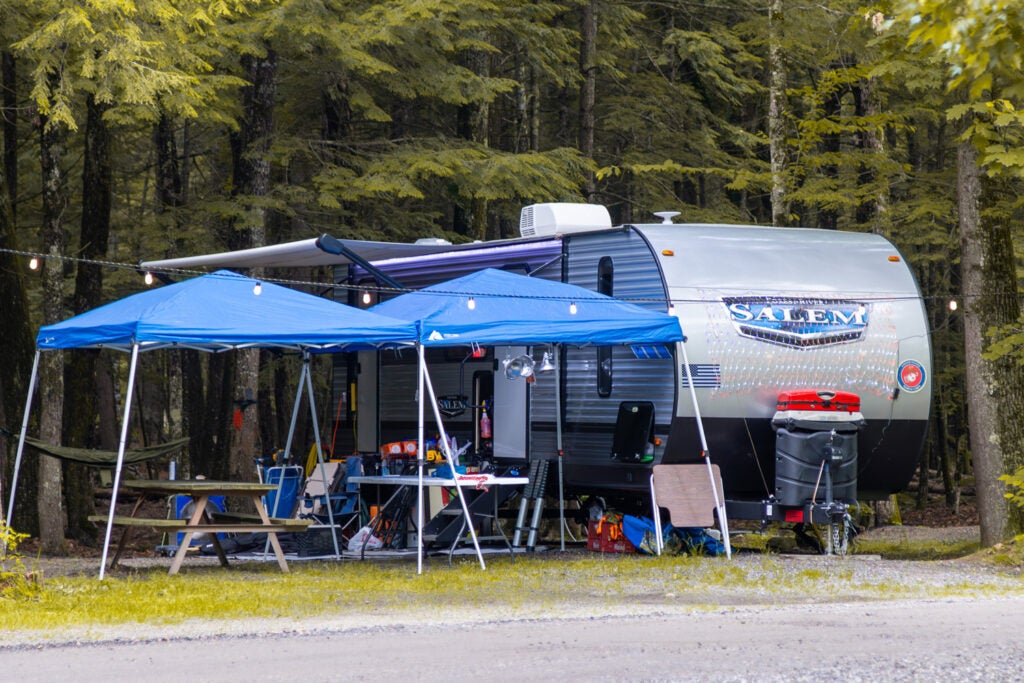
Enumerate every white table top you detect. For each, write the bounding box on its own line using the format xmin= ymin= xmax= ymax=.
xmin=349 ymin=474 xmax=528 ymax=487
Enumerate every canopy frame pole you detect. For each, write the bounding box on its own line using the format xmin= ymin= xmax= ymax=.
xmin=417 ymin=344 xmax=426 ymax=575
xmin=650 ymin=474 xmax=664 ymax=555
xmin=422 ymin=359 xmax=485 ymax=570
xmin=100 ymin=343 xmax=141 ymax=579
xmin=262 ymin=356 xmax=312 ymax=559
xmin=271 ymin=354 xmax=339 ymax=559
xmin=3 ymin=350 xmax=41 ymax=556
xmin=555 ymin=343 xmax=565 ymax=552
xmin=302 ymin=353 xmax=339 ymax=558
xmin=679 ymin=339 xmax=732 ymax=559
xmin=281 ymin=356 xmax=307 ymax=476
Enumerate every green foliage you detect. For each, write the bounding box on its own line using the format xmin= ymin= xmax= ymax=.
xmin=4 ymin=0 xmax=1024 ymax=530
xmin=1000 ymin=466 xmax=1024 ymax=511
xmin=311 ymin=143 xmax=587 ymax=207
xmin=1 ymin=525 xmax=42 ymax=601
xmin=12 ymin=0 xmax=256 ymax=130
xmin=894 ymin=0 xmax=1024 ymax=178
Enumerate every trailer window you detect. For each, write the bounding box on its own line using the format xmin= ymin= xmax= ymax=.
xmin=597 ymin=257 xmax=613 ymax=397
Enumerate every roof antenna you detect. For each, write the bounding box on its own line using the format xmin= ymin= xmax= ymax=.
xmin=653 ymin=211 xmax=680 ymax=225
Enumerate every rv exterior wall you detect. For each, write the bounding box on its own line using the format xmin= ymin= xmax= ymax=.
xmin=634 ymin=223 xmax=931 ymax=499
xmin=334 ymin=214 xmax=930 ymax=505
xmin=533 ymin=230 xmax=674 ymax=469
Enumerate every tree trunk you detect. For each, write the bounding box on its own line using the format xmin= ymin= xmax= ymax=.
xmin=179 ymin=350 xmax=205 ymax=478
xmin=63 ymin=94 xmax=112 ymax=543
xmin=154 ymin=113 xmax=196 ymax=473
xmin=37 ymin=107 xmax=68 ymax=554
xmin=226 ymin=46 xmax=277 ymax=486
xmin=513 ymin=55 xmax=531 ymax=155
xmin=917 ymin=419 xmax=932 ymax=510
xmin=455 ymin=48 xmax=490 ymax=240
xmin=874 ymin=497 xmax=896 ymax=527
xmin=0 ymin=52 xmax=34 ymax=531
xmin=579 ymin=0 xmax=597 ymax=200
xmin=855 ymin=79 xmax=892 ymax=236
xmin=3 ymin=51 xmax=16 ymax=221
xmin=958 ymin=139 xmax=1024 ymax=545
xmin=768 ymin=0 xmax=788 ymax=226
xmin=817 ymin=76 xmax=841 ymax=231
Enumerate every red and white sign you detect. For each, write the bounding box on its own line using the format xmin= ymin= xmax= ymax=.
xmin=897 ymin=360 xmax=926 ymax=393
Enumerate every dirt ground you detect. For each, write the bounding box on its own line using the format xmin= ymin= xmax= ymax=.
xmin=7 ymin=474 xmax=984 ymax=580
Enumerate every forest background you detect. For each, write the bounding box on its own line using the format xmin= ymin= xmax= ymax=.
xmin=1 ymin=0 xmax=1023 ymax=555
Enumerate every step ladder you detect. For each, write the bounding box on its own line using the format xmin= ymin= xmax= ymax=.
xmin=512 ymin=459 xmax=549 ymax=549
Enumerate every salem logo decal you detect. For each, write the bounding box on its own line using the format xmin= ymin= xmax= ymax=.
xmin=437 ymin=394 xmax=469 ymax=418
xmin=723 ymin=297 xmax=868 ymax=348
xmin=897 ymin=360 xmax=926 ymax=393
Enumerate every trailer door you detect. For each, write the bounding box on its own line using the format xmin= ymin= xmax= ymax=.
xmin=492 ymin=345 xmax=529 ymax=461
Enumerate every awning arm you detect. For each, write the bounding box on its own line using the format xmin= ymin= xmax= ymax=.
xmin=315 ymin=235 xmax=405 ymax=291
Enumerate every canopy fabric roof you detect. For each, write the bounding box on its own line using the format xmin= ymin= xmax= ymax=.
xmin=370 ymin=268 xmax=684 ymax=346
xmin=36 ymin=270 xmax=416 ymax=352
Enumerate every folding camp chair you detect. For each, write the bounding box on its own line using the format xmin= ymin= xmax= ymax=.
xmin=299 ymin=456 xmax=363 ymax=531
xmin=649 ymin=463 xmax=726 ymax=555
xmin=262 ymin=465 xmax=305 ymax=519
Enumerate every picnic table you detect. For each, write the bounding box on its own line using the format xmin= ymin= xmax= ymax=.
xmin=89 ymin=479 xmax=311 ymax=574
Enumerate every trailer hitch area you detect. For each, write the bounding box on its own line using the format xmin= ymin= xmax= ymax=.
xmin=822 ymin=429 xmax=844 ymax=465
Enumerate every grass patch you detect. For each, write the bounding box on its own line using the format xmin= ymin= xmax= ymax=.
xmin=853 ymin=537 xmax=980 ymax=560
xmin=1 ymin=547 xmax=1021 ymax=636
xmin=976 ymin=535 xmax=1024 ymax=570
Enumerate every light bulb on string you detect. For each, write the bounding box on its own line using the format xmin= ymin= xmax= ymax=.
xmin=569 ymin=302 xmax=577 ymax=315
xmin=253 ymin=282 xmax=262 ymax=296
xmin=467 ymin=297 xmax=476 ymax=310
xmin=28 ymin=257 xmax=38 ymax=270
xmin=949 ymin=300 xmax=958 ymax=312
xmin=362 ymin=291 xmax=372 ymax=306
xmin=144 ymin=272 xmax=154 ymax=285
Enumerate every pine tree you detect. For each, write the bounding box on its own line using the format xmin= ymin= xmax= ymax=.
xmin=892 ymin=0 xmax=1024 ymax=542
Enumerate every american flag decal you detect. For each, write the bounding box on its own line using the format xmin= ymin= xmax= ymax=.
xmin=682 ymin=364 xmax=721 ymax=388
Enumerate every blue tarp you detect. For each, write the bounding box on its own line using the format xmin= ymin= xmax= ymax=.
xmin=36 ymin=269 xmax=417 ymax=352
xmin=370 ymin=268 xmax=684 ymax=346
xmin=621 ymin=514 xmax=725 ymax=556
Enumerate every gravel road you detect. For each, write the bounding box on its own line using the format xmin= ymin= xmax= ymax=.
xmin=2 ymin=539 xmax=1023 ymax=682
xmin=2 ymin=594 xmax=1022 ymax=682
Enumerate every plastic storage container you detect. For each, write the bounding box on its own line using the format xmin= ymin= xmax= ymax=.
xmin=772 ymin=391 xmax=863 ymax=507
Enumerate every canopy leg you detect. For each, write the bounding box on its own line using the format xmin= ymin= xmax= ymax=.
xmin=679 ymin=339 xmax=731 ymax=559
xmin=3 ymin=350 xmax=40 ymax=557
xmin=100 ymin=344 xmax=141 ymax=580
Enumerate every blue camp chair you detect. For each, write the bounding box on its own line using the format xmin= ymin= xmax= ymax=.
xmin=263 ymin=465 xmax=304 ymax=518
xmin=300 ymin=456 xmax=362 ymax=523
xmin=172 ymin=494 xmax=226 ymax=546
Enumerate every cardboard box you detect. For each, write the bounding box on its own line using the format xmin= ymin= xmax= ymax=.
xmin=587 ymin=519 xmax=635 ymax=553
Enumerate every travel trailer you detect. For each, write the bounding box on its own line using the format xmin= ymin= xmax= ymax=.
xmin=142 ymin=203 xmax=932 ymax=525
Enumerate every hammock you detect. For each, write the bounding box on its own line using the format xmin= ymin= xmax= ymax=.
xmin=22 ymin=436 xmax=190 ymax=467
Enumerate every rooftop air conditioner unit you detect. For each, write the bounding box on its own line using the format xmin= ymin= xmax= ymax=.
xmin=519 ymin=203 xmax=613 ymax=238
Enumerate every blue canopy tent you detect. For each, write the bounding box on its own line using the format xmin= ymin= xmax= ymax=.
xmin=8 ymin=270 xmax=416 ymax=577
xmin=371 ymin=269 xmax=730 ymax=569
xmin=371 ymin=267 xmax=685 ymax=347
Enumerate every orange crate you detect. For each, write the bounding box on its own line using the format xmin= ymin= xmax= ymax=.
xmin=587 ymin=519 xmax=635 ymax=553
